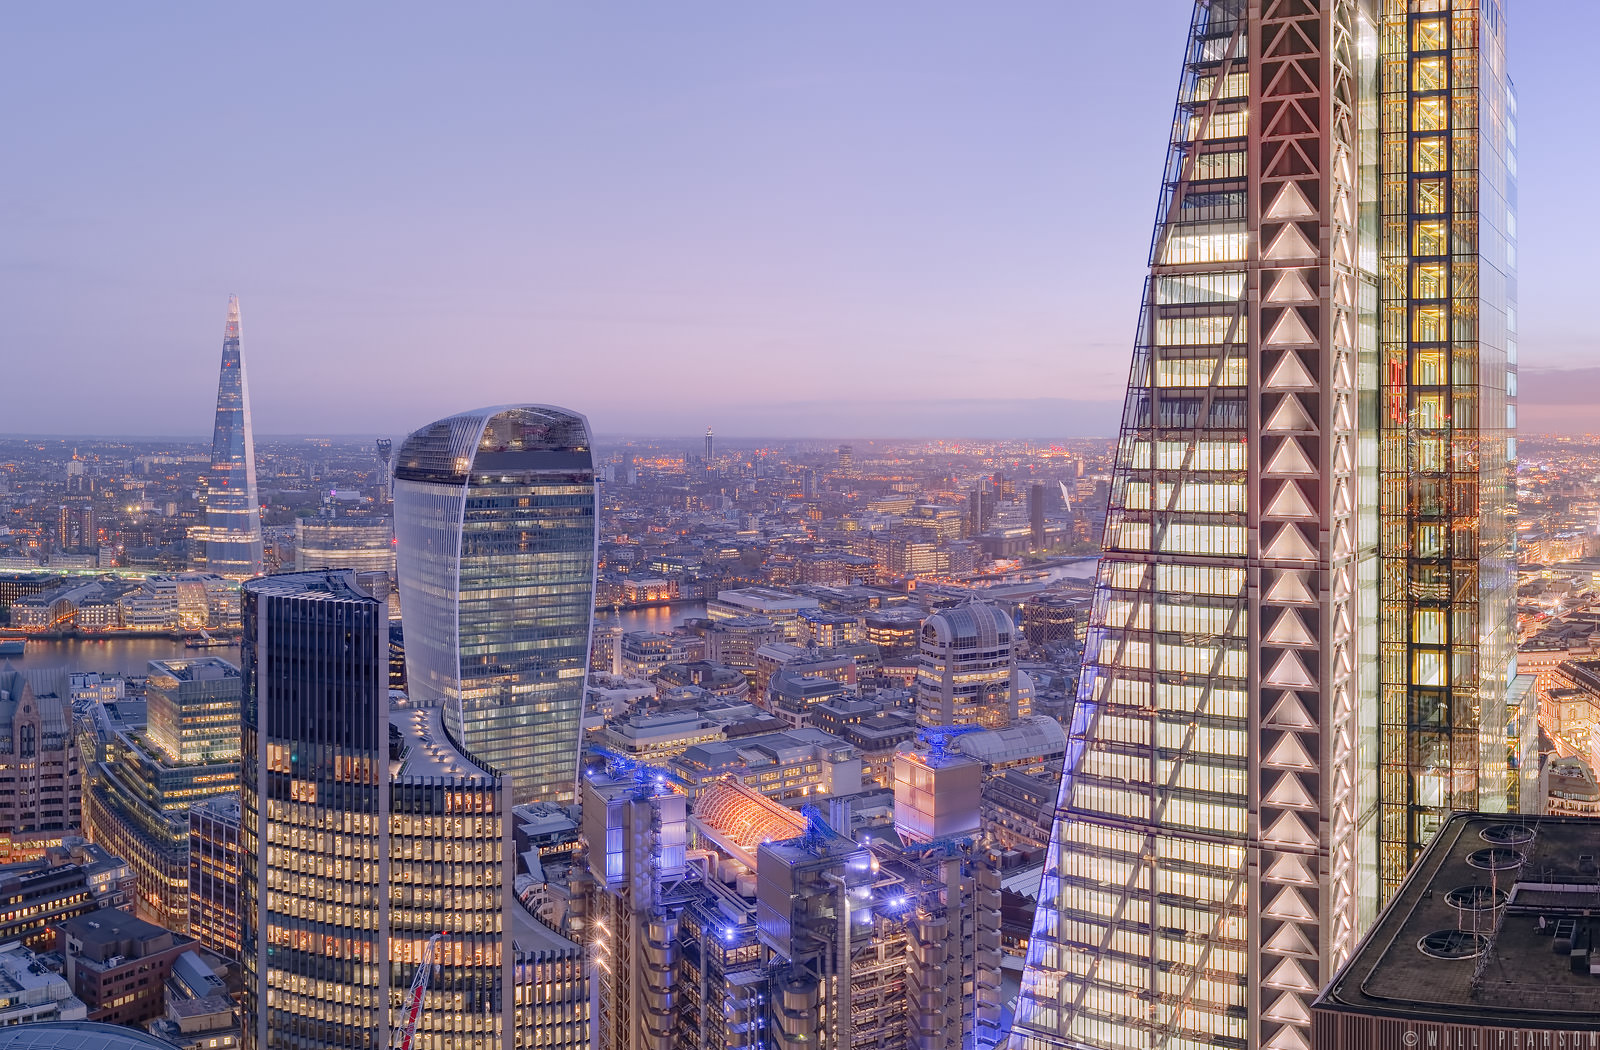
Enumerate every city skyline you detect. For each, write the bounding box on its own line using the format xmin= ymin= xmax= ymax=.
xmin=3 ymin=3 xmax=1593 ymax=438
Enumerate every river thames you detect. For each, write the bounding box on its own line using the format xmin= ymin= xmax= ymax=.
xmin=6 ymin=603 xmax=710 ymax=677
xmin=7 ymin=561 xmax=1095 ymax=676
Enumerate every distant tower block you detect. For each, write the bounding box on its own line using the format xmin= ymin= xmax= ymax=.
xmin=704 ymin=426 xmax=714 ymax=472
xmin=837 ymin=444 xmax=853 ymax=474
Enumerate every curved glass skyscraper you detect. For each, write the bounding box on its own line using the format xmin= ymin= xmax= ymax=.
xmin=393 ymin=405 xmax=598 ymax=806
xmin=197 ymin=295 xmax=262 ymax=579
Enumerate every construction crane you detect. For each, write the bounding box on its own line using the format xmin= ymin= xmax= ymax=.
xmin=394 ymin=931 xmax=446 ymax=1050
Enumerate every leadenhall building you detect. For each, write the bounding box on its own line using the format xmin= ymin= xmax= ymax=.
xmin=1012 ymin=1 xmax=1516 ymax=1049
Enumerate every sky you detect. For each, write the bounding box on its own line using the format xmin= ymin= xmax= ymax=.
xmin=3 ymin=3 xmax=1595 ymax=440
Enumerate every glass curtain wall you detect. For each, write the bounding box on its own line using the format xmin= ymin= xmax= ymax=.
xmin=1375 ymin=0 xmax=1516 ymax=900
xmin=394 ymin=406 xmax=598 ymax=807
xmin=201 ymin=295 xmax=263 ymax=579
xmin=1011 ymin=3 xmax=1254 ymax=1046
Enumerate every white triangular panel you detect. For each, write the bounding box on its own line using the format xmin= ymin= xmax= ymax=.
xmin=1265 ymin=992 xmax=1313 ymax=1026
xmin=1265 ymin=350 xmax=1317 ymax=390
xmin=1265 ymin=482 xmax=1317 ymax=521
xmin=1265 ymin=957 xmax=1319 ymax=993
xmin=1264 ymin=810 xmax=1318 ymax=848
xmin=1333 ymin=230 xmax=1353 ymax=266
xmin=1265 ymin=1025 xmax=1314 ymax=1050
xmin=1265 ymin=524 xmax=1318 ymax=562
xmin=1335 ymin=185 xmax=1355 ymax=225
xmin=1336 ymin=273 xmax=1355 ymax=305
xmin=1265 ymin=852 xmax=1318 ymax=887
xmin=1265 ymin=395 xmax=1315 ymax=434
xmin=1265 ymin=692 xmax=1317 ymax=730
xmin=1266 ymin=268 xmax=1317 ymax=304
xmin=1333 ymin=520 xmax=1354 ymax=559
xmin=1265 ymin=772 xmax=1318 ymax=810
xmin=1265 ymin=223 xmax=1318 ymax=261
xmin=1266 ymin=920 xmax=1318 ymax=956
xmin=1335 ymin=396 xmax=1355 ymax=430
xmin=1265 ymin=439 xmax=1317 ymax=476
xmin=1265 ymin=571 xmax=1317 ymax=605
xmin=1265 ymin=887 xmax=1318 ymax=923
xmin=1267 ymin=308 xmax=1317 ymax=346
xmin=1264 ymin=732 xmax=1317 ymax=770
xmin=1266 ymin=607 xmax=1317 ymax=646
xmin=1335 ymin=349 xmax=1355 ymax=387
xmin=1266 ymin=180 xmax=1318 ymax=221
xmin=1265 ymin=650 xmax=1317 ymax=689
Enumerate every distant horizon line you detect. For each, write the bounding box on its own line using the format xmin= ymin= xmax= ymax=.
xmin=0 ymin=431 xmax=1127 ymax=444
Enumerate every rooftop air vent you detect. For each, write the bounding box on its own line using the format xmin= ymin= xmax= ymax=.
xmin=1466 ymin=847 xmax=1525 ymax=871
xmin=1418 ymin=929 xmax=1490 ymax=960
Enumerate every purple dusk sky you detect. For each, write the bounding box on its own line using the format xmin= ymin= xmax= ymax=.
xmin=2 ymin=3 xmax=1594 ymax=439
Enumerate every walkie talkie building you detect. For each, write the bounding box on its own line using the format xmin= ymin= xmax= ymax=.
xmin=1011 ymin=2 xmax=1515 ymax=1049
xmin=393 ymin=405 xmax=598 ymax=807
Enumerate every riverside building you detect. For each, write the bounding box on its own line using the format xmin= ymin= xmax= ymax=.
xmin=192 ymin=296 xmax=262 ymax=580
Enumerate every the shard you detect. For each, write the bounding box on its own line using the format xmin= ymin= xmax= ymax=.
xmin=1010 ymin=2 xmax=1516 ymax=1048
xmin=198 ymin=295 xmax=263 ymax=579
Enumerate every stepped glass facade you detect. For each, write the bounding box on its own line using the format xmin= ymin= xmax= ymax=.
xmin=393 ymin=406 xmax=598 ymax=806
xmin=197 ymin=295 xmax=263 ymax=579
xmin=1012 ymin=2 xmax=1514 ymax=1049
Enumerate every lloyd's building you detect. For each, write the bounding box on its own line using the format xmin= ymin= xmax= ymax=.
xmin=1012 ymin=2 xmax=1516 ymax=1049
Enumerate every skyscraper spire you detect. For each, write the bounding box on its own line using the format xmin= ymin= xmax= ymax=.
xmin=198 ymin=294 xmax=263 ymax=579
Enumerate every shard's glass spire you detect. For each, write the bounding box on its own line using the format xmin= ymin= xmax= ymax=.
xmin=200 ymin=295 xmax=263 ymax=579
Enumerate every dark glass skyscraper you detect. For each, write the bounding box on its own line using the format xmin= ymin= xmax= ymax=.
xmin=239 ymin=571 xmax=514 ymax=1050
xmin=1011 ymin=2 xmax=1515 ymax=1049
xmin=393 ymin=406 xmax=598 ymax=806
xmin=198 ymin=295 xmax=262 ymax=579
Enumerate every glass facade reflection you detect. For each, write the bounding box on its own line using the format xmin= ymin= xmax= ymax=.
xmin=1376 ymin=0 xmax=1516 ymax=899
xmin=393 ymin=406 xmax=598 ymax=807
xmin=1013 ymin=2 xmax=1515 ymax=1047
xmin=1010 ymin=1 xmax=1390 ymax=1047
xmin=197 ymin=295 xmax=263 ymax=580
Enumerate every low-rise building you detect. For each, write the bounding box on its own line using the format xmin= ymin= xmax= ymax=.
xmin=144 ymin=951 xmax=239 ymax=1050
xmin=1314 ymin=814 xmax=1600 ymax=1047
xmin=672 ymin=728 xmax=863 ymax=802
xmin=57 ymin=909 xmax=195 ymax=1027
xmin=0 ymin=669 xmax=82 ymax=863
xmin=0 ymin=839 xmax=135 ymax=951
xmin=600 ymin=711 xmax=725 ymax=763
xmin=706 ymin=588 xmax=821 ymax=642
xmin=0 ymin=940 xmax=88 ymax=1025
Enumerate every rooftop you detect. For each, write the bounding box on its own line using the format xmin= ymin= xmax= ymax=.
xmin=1316 ymin=813 xmax=1600 ymax=1029
xmin=146 ymin=657 xmax=239 ymax=683
xmin=0 ymin=1022 xmax=176 ymax=1050
xmin=389 ymin=704 xmax=495 ymax=782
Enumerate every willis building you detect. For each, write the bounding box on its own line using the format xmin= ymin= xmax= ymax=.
xmin=1011 ymin=2 xmax=1516 ymax=1049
